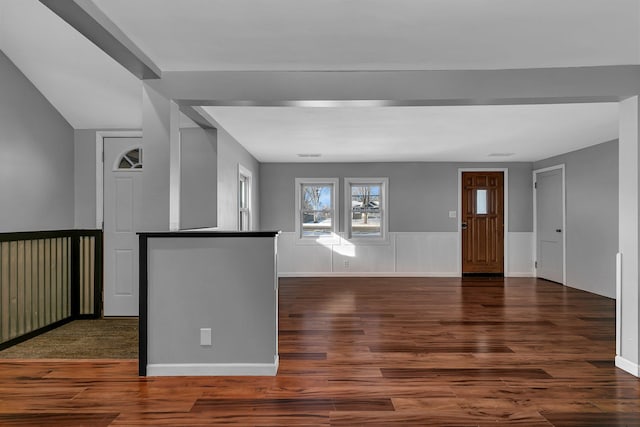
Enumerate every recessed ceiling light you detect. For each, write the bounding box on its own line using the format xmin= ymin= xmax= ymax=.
xmin=297 ymin=153 xmax=322 ymax=158
xmin=488 ymin=152 xmax=515 ymax=157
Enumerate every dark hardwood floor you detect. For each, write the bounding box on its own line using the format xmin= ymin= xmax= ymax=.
xmin=0 ymin=277 xmax=638 ymax=426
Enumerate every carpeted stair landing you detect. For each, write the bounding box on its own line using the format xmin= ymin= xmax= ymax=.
xmin=0 ymin=319 xmax=138 ymax=359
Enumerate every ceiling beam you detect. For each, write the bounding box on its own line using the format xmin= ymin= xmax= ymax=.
xmin=39 ymin=0 xmax=161 ymax=79
xmin=150 ymin=66 xmax=640 ymax=106
xmin=178 ymin=105 xmax=216 ymax=130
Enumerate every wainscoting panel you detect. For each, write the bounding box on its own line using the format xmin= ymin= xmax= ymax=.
xmin=507 ymin=232 xmax=535 ymax=277
xmin=395 ymin=232 xmax=458 ymax=274
xmin=331 ymin=238 xmax=396 ymax=273
xmin=278 ymin=231 xmax=534 ymax=277
xmin=276 ymin=232 xmax=333 ymax=274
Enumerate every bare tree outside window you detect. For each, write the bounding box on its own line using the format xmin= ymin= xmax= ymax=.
xmin=301 ymin=184 xmax=333 ymax=236
xmin=354 ymin=185 xmax=372 ymax=224
xmin=350 ymin=184 xmax=382 ymax=236
xmin=303 ymin=186 xmax=325 ymax=223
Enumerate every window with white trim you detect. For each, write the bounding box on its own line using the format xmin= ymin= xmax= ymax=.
xmin=238 ymin=165 xmax=252 ymax=231
xmin=295 ymin=178 xmax=338 ymax=240
xmin=345 ymin=177 xmax=389 ymax=240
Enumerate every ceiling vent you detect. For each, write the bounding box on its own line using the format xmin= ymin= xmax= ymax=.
xmin=488 ymin=152 xmax=515 ymax=157
xmin=297 ymin=153 xmax=322 ymax=158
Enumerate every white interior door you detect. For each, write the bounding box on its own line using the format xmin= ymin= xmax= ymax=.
xmin=104 ymin=137 xmax=142 ymax=316
xmin=535 ymin=168 xmax=564 ymax=284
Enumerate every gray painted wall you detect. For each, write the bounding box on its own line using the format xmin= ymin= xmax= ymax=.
xmin=180 ymin=128 xmax=217 ymax=230
xmin=260 ymin=162 xmax=532 ymax=233
xmin=213 ymin=120 xmax=261 ymax=231
xmin=0 ymin=51 xmax=74 ymax=232
xmin=147 ymin=236 xmax=277 ymax=367
xmin=534 ymin=140 xmax=618 ymax=298
xmin=74 ymin=129 xmax=97 ymax=228
xmin=140 ymin=83 xmax=173 ymax=232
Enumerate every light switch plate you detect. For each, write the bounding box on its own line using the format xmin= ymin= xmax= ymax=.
xmin=448 ymin=211 xmax=457 ymax=218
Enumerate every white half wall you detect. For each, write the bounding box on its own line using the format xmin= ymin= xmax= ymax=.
xmin=278 ymin=231 xmax=533 ymax=277
xmin=508 ymin=232 xmax=536 ymax=277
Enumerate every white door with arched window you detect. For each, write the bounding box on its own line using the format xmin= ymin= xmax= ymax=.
xmin=103 ymin=137 xmax=142 ymax=316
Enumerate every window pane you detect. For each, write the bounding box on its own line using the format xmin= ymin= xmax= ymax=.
xmin=302 ymin=210 xmax=333 ymax=236
xmin=126 ymin=148 xmax=140 ymax=163
xmin=239 ymin=211 xmax=249 ymax=231
xmin=351 ymin=184 xmax=382 ymax=237
xmin=239 ymin=178 xmax=248 ymax=208
xmin=302 ymin=185 xmax=332 ymax=211
xmin=118 ymin=158 xmax=131 ymax=169
xmin=476 ymin=189 xmax=488 ymax=214
xmin=297 ymin=180 xmax=336 ymax=239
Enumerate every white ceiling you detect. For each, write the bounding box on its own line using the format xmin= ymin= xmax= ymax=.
xmin=0 ymin=0 xmax=142 ymax=129
xmin=0 ymin=0 xmax=632 ymax=161
xmin=93 ymin=0 xmax=639 ymax=71
xmin=203 ymin=103 xmax=619 ymax=162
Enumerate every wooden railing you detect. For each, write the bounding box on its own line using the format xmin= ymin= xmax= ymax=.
xmin=0 ymin=230 xmax=102 ymax=350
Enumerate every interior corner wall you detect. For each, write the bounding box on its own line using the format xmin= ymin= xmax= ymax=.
xmin=179 ymin=127 xmax=217 ymax=230
xmin=534 ymin=140 xmax=619 ymax=298
xmin=0 ymin=50 xmax=74 ymax=232
xmin=215 ymin=124 xmax=260 ymax=231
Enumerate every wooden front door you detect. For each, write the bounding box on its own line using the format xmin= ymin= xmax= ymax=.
xmin=462 ymin=171 xmax=504 ymax=274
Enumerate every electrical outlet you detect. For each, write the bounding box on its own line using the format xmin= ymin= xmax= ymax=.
xmin=344 ymin=260 xmax=349 ymax=268
xmin=200 ymin=328 xmax=212 ymax=346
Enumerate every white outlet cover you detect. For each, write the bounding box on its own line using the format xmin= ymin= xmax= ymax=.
xmin=200 ymin=328 xmax=212 ymax=346
xmin=448 ymin=211 xmax=457 ymax=218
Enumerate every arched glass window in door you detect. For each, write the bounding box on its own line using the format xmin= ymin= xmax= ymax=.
xmin=116 ymin=148 xmax=143 ymax=170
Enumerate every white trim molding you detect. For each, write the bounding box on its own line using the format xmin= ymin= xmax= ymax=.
xmin=95 ymin=130 xmax=142 ymax=229
xmin=278 ymin=272 xmax=460 ymax=278
xmin=238 ymin=164 xmax=253 ymax=231
xmin=616 ymin=252 xmax=622 ymax=357
xmin=532 ymin=164 xmax=567 ymax=285
xmin=457 ymin=168 xmax=509 ymax=276
xmin=147 ymin=357 xmax=279 ymax=377
xmin=615 ymin=355 xmax=640 ymax=377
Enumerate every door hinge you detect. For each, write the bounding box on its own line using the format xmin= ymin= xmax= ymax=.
xmin=534 ymin=182 xmax=537 ymax=189
xmin=102 ymin=150 xmax=104 ymax=162
xmin=535 ymin=261 xmax=538 ymax=268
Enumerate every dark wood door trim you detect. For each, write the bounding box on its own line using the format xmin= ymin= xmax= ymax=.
xmin=459 ymin=169 xmax=506 ymax=275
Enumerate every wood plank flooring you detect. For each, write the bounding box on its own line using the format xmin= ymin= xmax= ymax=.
xmin=0 ymin=277 xmax=638 ymax=426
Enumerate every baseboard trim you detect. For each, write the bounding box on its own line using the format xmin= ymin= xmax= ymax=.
xmin=506 ymin=272 xmax=535 ymax=277
xmin=615 ymin=355 xmax=640 ymax=377
xmin=147 ymin=357 xmax=279 ymax=377
xmin=279 ymin=272 xmax=533 ymax=278
xmin=278 ymin=272 xmax=459 ymax=278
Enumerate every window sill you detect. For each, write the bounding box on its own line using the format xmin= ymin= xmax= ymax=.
xmin=295 ymin=234 xmax=342 ymax=246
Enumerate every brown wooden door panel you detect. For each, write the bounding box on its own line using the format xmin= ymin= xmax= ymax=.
xmin=462 ymin=172 xmax=504 ymax=274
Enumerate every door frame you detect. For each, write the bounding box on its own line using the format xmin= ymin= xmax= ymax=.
xmin=95 ymin=131 xmax=143 ymax=229
xmin=457 ymin=168 xmax=508 ymax=276
xmin=532 ymin=164 xmax=566 ymax=285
